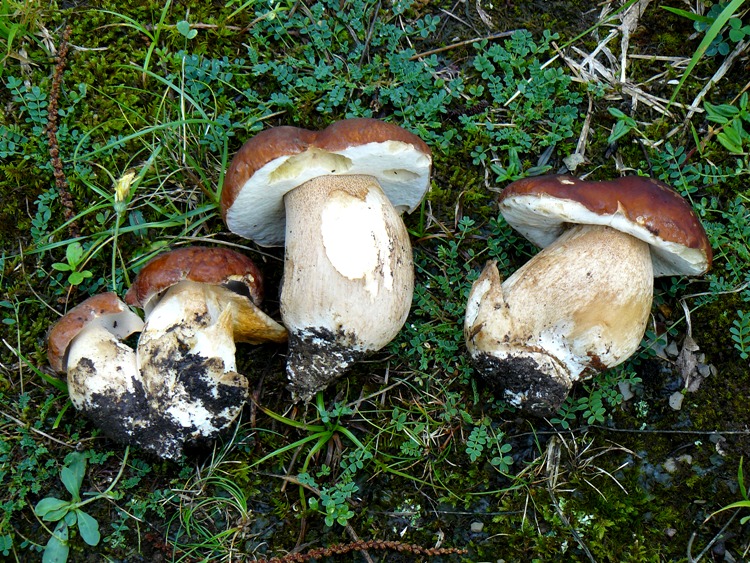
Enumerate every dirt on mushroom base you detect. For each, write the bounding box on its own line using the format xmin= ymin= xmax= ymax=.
xmin=285 ymin=326 xmax=366 ymax=401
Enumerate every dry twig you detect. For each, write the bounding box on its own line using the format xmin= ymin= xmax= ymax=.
xmin=46 ymin=25 xmax=78 ymax=238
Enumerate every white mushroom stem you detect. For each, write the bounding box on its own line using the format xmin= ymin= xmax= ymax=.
xmin=66 ymin=314 xmax=143 ymax=411
xmin=281 ymin=174 xmax=414 ymax=400
xmin=64 ymin=309 xmax=151 ymax=447
xmin=136 ymin=281 xmax=249 ymax=437
xmin=465 ymin=224 xmax=654 ymax=411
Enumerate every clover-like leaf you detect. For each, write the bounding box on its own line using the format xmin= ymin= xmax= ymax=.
xmin=176 ymin=20 xmax=197 ymax=39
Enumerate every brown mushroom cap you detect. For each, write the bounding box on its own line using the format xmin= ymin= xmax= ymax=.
xmin=498 ymin=175 xmax=713 ymax=276
xmin=125 ymin=246 xmax=265 ymax=309
xmin=125 ymin=246 xmax=286 ymax=344
xmin=220 ymin=118 xmax=432 ymax=247
xmin=47 ymin=292 xmax=143 ymax=373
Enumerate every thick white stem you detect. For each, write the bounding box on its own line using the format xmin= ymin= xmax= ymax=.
xmin=281 ymin=174 xmax=414 ymax=400
xmin=465 ymin=225 xmax=653 ymax=414
xmin=137 ymin=281 xmax=248 ymax=448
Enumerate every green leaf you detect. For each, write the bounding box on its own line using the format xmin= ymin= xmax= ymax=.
xmin=43 ymin=520 xmax=69 ymax=563
xmin=51 ymin=263 xmax=72 ymax=271
xmin=660 ymin=6 xmax=712 ymax=24
xmin=717 ymin=125 xmax=744 ymax=154
xmin=608 ymin=120 xmax=633 ymax=144
xmin=75 ymin=510 xmax=101 ymax=546
xmin=739 ymin=457 xmax=747 ymax=501
xmin=61 ymin=453 xmax=86 ymax=500
xmin=176 ymin=20 xmax=197 ymax=39
xmin=67 ymin=272 xmax=84 ymax=286
xmin=63 ymin=511 xmax=77 ymax=527
xmin=704 ymin=101 xmax=738 ymax=123
xmin=669 ymin=0 xmax=746 ymax=106
xmin=35 ymin=498 xmax=71 ymax=520
xmin=65 ymin=242 xmax=83 ymax=267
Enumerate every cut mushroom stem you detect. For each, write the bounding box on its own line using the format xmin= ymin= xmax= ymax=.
xmin=466 ymin=225 xmax=654 ymax=415
xmin=281 ymin=174 xmax=414 ymax=400
xmin=136 ymin=280 xmax=250 ymax=454
xmin=47 ymin=293 xmax=154 ymax=449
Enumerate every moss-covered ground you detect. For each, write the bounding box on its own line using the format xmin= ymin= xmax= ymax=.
xmin=1 ymin=0 xmax=750 ymax=561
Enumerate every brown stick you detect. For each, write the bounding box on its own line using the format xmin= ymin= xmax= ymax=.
xmin=46 ymin=25 xmax=78 ymax=239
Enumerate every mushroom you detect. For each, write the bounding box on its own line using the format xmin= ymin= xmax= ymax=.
xmin=47 ymin=292 xmax=149 ymax=447
xmin=124 ymin=246 xmax=287 ymax=456
xmin=47 ymin=247 xmax=286 ymax=459
xmin=221 ymin=118 xmax=432 ymax=400
xmin=464 ymin=175 xmax=712 ymax=416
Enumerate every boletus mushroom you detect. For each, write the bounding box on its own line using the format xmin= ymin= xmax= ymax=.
xmin=47 ymin=292 xmax=149 ymax=447
xmin=124 ymin=246 xmax=287 ymax=456
xmin=221 ymin=118 xmax=432 ymax=400
xmin=47 ymin=247 xmax=286 ymax=459
xmin=464 ymin=175 xmax=712 ymax=416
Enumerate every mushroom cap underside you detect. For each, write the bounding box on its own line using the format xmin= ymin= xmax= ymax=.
xmin=220 ymin=118 xmax=432 ymax=246
xmin=498 ymin=175 xmax=712 ymax=276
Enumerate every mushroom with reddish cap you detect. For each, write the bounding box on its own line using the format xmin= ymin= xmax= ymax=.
xmin=124 ymin=246 xmax=287 ymax=457
xmin=221 ymin=118 xmax=432 ymax=401
xmin=47 ymin=292 xmax=150 ymax=447
xmin=464 ymin=175 xmax=712 ymax=416
xmin=47 ymin=247 xmax=287 ymax=459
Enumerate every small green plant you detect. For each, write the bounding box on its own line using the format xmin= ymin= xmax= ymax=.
xmin=690 ymin=1 xmax=750 ymax=56
xmin=661 ymin=0 xmax=747 ymax=105
xmin=175 ymin=20 xmax=197 ymax=40
xmin=551 ymin=370 xmax=642 ymax=430
xmin=465 ymin=421 xmax=513 ymax=472
xmin=300 ymin=474 xmax=358 ymax=527
xmin=731 ymin=310 xmax=750 ymax=360
xmin=704 ymin=92 xmax=750 ymax=154
xmin=607 ymin=107 xmax=641 ymax=144
xmin=252 ymin=394 xmax=372 ymax=527
xmin=706 ymin=457 xmax=750 ymax=524
xmin=51 ymin=242 xmax=93 ymax=286
xmin=34 ymin=451 xmax=128 ymax=563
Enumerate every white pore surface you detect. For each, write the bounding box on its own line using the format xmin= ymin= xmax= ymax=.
xmin=499 ymin=194 xmax=709 ymax=276
xmin=321 ymin=189 xmax=393 ymax=299
xmin=225 ymin=141 xmax=431 ymax=246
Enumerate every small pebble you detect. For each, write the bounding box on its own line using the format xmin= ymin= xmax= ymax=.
xmin=470 ymin=521 xmax=484 ymax=533
xmin=618 ymin=381 xmax=634 ymax=401
xmin=665 ymin=340 xmax=679 ymax=357
xmin=669 ymin=391 xmax=684 ymax=410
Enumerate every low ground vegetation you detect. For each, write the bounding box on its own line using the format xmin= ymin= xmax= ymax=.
xmin=1 ymin=0 xmax=750 ymax=561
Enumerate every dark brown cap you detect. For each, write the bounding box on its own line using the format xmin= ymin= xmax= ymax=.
xmin=47 ymin=292 xmax=143 ymax=373
xmin=220 ymin=118 xmax=432 ymax=246
xmin=125 ymin=246 xmax=264 ymax=309
xmin=498 ymin=175 xmax=713 ymax=276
